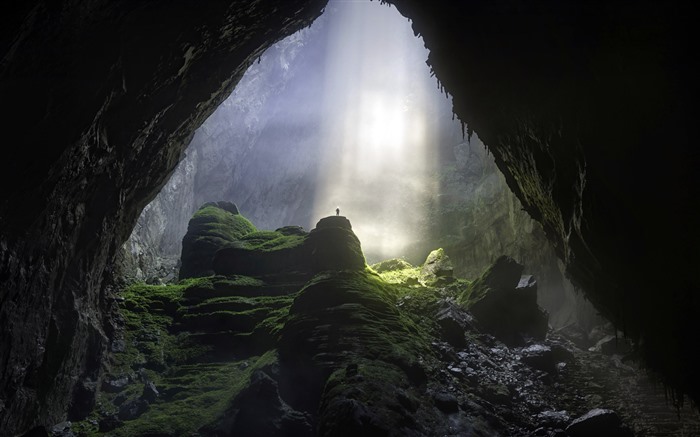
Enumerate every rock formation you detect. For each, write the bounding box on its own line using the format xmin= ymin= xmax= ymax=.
xmin=59 ymin=211 xmax=690 ymax=436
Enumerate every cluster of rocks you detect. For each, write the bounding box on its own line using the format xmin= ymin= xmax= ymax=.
xmin=97 ymin=377 xmax=161 ymax=432
xmin=45 ymin=211 xmax=699 ymax=436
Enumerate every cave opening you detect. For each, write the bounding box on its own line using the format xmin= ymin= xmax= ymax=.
xmin=128 ymin=0 xmax=448 ymax=266
xmin=125 ymin=0 xmax=583 ymax=328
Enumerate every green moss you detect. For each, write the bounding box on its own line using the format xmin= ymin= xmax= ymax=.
xmin=73 ymin=271 xmax=301 ymax=435
xmin=370 ymin=257 xmax=414 ymax=273
xmin=190 ymin=206 xmax=257 ymax=242
xmin=240 ymin=230 xmax=306 ymax=252
xmin=109 ymin=353 xmax=279 ymax=437
xmin=180 ymin=206 xmax=258 ymax=279
xmin=377 ymin=265 xmax=422 ymax=285
xmin=282 ymin=269 xmax=436 ymax=388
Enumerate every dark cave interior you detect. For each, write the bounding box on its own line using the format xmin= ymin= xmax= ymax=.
xmin=0 ymin=0 xmax=698 ymax=436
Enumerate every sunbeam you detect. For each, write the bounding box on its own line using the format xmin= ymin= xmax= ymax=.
xmin=313 ymin=0 xmax=441 ymax=262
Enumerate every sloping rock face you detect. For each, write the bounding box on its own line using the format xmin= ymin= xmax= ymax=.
xmin=461 ymin=256 xmax=549 ymax=345
xmin=0 ymin=2 xmax=327 ymax=434
xmin=212 ymin=215 xmax=365 ymax=279
xmin=385 ymin=0 xmax=699 ymax=402
xmin=179 ymin=202 xmax=255 ymax=279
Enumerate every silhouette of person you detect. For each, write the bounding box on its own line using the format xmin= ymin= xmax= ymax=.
xmin=336 ymin=207 xmax=340 ymax=216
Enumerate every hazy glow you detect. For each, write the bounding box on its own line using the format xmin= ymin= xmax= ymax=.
xmin=313 ymin=0 xmax=439 ymax=262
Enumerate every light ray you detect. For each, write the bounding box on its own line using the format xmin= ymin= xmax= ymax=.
xmin=313 ymin=0 xmax=440 ymax=262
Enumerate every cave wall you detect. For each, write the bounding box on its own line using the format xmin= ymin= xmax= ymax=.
xmin=385 ymin=0 xmax=699 ymax=401
xmin=0 ymin=1 xmax=327 ymax=433
xmin=120 ymin=18 xmax=327 ymax=282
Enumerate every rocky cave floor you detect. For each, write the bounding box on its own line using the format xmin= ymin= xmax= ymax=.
xmin=45 ymin=213 xmax=700 ymax=437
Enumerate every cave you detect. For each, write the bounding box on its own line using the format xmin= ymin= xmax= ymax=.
xmin=1 ymin=0 xmax=698 ymax=436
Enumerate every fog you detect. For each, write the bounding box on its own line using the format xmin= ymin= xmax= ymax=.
xmin=132 ymin=0 xmax=464 ymax=264
xmin=310 ymin=0 xmax=443 ymax=261
xmin=214 ymin=0 xmax=459 ymax=262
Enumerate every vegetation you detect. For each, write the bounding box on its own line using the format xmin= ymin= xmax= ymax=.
xmin=78 ymin=206 xmax=491 ymax=435
xmin=179 ymin=205 xmax=258 ymax=279
xmin=239 ymin=230 xmax=307 ymax=252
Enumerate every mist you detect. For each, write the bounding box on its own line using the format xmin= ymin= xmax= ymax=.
xmin=184 ymin=0 xmax=459 ymax=262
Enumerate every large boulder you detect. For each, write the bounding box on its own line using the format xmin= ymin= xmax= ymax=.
xmin=461 ymin=256 xmax=548 ymax=345
xmin=213 ymin=216 xmax=365 ymax=278
xmin=179 ymin=202 xmax=256 ymax=279
xmin=420 ymin=248 xmax=454 ymax=284
xmin=306 ymin=216 xmax=365 ymax=272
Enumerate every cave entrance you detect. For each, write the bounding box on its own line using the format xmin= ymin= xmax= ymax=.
xmin=127 ymin=0 xmax=463 ymax=265
xmin=124 ymin=0 xmax=581 ymax=328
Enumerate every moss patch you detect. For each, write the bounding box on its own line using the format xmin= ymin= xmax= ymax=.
xmin=179 ymin=204 xmax=257 ymax=279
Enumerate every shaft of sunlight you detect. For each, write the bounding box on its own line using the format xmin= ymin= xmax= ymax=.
xmin=313 ymin=0 xmax=439 ymax=263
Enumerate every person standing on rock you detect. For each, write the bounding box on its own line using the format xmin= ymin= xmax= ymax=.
xmin=336 ymin=207 xmax=340 ymax=216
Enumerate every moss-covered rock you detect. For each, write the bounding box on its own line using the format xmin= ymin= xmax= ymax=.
xmin=370 ymin=258 xmax=413 ymax=273
xmin=278 ymin=270 xmax=435 ymax=432
xmin=420 ymin=248 xmax=454 ymax=285
xmin=212 ymin=216 xmax=365 ymax=278
xmin=179 ymin=202 xmax=256 ymax=279
xmin=305 ymin=217 xmax=365 ymax=272
xmin=459 ymin=255 xmax=548 ymax=345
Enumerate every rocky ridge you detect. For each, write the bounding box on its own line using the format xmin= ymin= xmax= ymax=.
xmin=58 ymin=210 xmax=700 ymax=436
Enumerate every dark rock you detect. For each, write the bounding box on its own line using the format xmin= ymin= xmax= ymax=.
xmin=591 ymin=335 xmax=634 ymax=356
xmin=67 ymin=379 xmax=97 ymax=420
xmin=101 ymin=376 xmax=129 ymax=393
xmin=521 ymin=344 xmax=556 ymax=373
xmin=557 ymin=324 xmax=592 ymax=349
xmin=20 ymin=427 xmax=49 ymax=437
xmin=98 ymin=415 xmax=122 ymax=432
xmin=315 ymin=216 xmax=353 ymax=230
xmin=276 ymin=225 xmax=307 ymax=236
xmin=396 ymin=390 xmax=419 ymax=412
xmin=549 ymin=342 xmax=576 ymax=363
xmin=480 ymin=382 xmax=512 ymax=405
xmin=179 ymin=203 xmax=256 ymax=279
xmin=420 ymin=248 xmax=454 ymax=282
xmin=435 ymin=301 xmax=475 ymax=348
xmin=117 ymin=398 xmax=149 ymax=421
xmin=209 ymin=370 xmax=312 ymax=437
xmin=306 ymin=217 xmax=366 ymax=272
xmin=318 ymin=399 xmax=389 ymax=437
xmin=113 ymin=392 xmax=128 ymax=406
xmin=537 ymin=410 xmax=571 ymax=428
xmin=50 ymin=421 xmax=74 ymax=437
xmin=566 ymin=408 xmax=633 ymax=437
xmin=475 ymin=255 xmax=523 ymax=293
xmin=141 ymin=381 xmax=159 ymax=403
xmin=110 ymin=338 xmax=126 ymax=353
xmin=345 ymin=363 xmax=359 ymax=378
xmin=432 ymin=391 xmax=459 ymax=413
xmin=465 ymin=257 xmax=548 ymax=345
